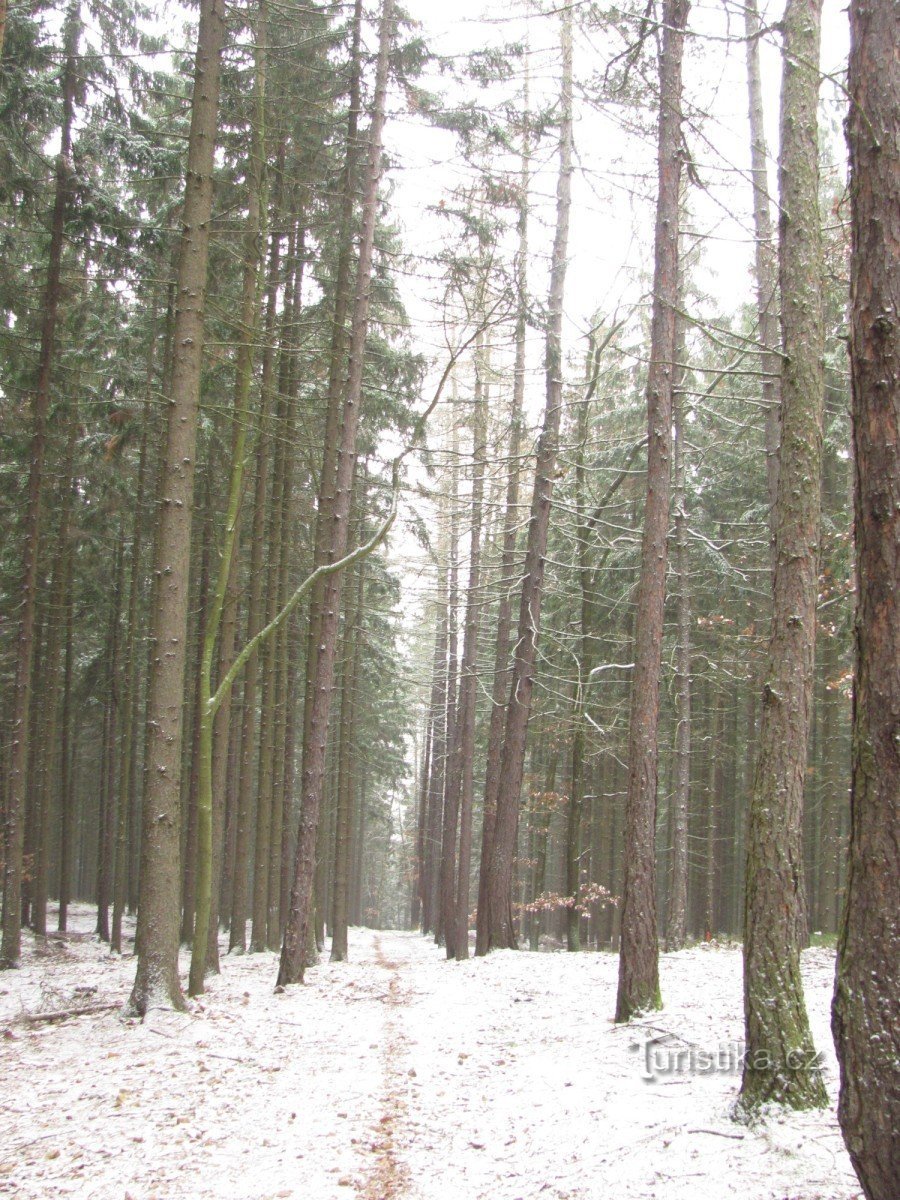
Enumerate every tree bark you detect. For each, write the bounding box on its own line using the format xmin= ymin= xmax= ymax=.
xmin=614 ymin=0 xmax=689 ymax=1021
xmin=832 ymin=1 xmax=900 ymax=1193
xmin=127 ymin=0 xmax=226 ymax=1015
xmin=739 ymin=0 xmax=827 ymax=1110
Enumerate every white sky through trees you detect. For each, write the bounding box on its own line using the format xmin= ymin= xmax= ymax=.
xmin=382 ymin=0 xmax=849 ymax=630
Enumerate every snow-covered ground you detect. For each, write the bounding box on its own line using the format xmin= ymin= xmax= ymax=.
xmin=0 ymin=907 xmax=859 ymax=1200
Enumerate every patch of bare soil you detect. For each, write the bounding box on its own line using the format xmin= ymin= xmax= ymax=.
xmin=360 ymin=936 xmax=412 ymax=1200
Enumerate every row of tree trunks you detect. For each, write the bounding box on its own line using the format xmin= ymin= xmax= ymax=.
xmin=1 ymin=1 xmax=81 ymax=968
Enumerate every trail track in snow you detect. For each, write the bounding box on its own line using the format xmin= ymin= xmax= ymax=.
xmin=0 ymin=909 xmax=859 ymax=1200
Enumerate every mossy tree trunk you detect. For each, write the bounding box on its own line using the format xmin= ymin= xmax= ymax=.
xmin=739 ymin=0 xmax=827 ymax=1112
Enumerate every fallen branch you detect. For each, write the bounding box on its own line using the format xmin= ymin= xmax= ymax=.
xmin=687 ymin=1128 xmax=746 ymax=1140
xmin=15 ymin=1001 xmax=120 ymax=1025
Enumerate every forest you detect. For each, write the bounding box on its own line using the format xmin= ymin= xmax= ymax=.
xmin=0 ymin=0 xmax=897 ymax=1198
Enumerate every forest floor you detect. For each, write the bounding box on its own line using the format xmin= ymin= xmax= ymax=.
xmin=0 ymin=907 xmax=859 ymax=1200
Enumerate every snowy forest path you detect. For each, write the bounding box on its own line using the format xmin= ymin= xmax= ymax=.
xmin=0 ymin=912 xmax=858 ymax=1200
xmin=359 ymin=933 xmax=414 ymax=1200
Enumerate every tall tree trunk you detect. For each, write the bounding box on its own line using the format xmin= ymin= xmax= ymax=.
xmin=330 ymin=541 xmax=365 ymax=962
xmin=180 ymin=484 xmax=213 ymax=945
xmin=739 ymin=0 xmax=827 ymax=1110
xmin=300 ymin=0 xmax=363 ymax=789
xmin=453 ymin=336 xmax=488 ymax=960
xmin=97 ymin=531 xmax=125 ymax=943
xmin=31 ymin=413 xmax=77 ymax=936
xmin=438 ymin=410 xmax=461 ymax=952
xmin=1 ymin=2 xmax=80 ymax=968
xmin=251 ymin=279 xmax=292 ymax=954
xmin=229 ymin=218 xmax=281 ymax=954
xmin=483 ymin=8 xmax=572 ymax=952
xmin=614 ymin=0 xmax=689 ymax=1021
xmin=832 ymin=1 xmax=900 ymax=1193
xmin=112 ymin=389 xmax=151 ymax=954
xmin=188 ymin=0 xmax=267 ymax=993
xmin=566 ymin=345 xmax=599 ymax=953
xmin=475 ymin=118 xmax=528 ymax=957
xmin=665 ymin=349 xmax=691 ymax=951
xmin=277 ymin=0 xmax=395 ymax=988
xmin=127 ymin=0 xmax=226 ymax=1015
xmin=744 ymin=0 xmax=781 ymax=528
xmin=267 ymin=227 xmax=303 ymax=952
xmin=422 ymin=569 xmax=449 ymax=936
xmin=57 ymin=533 xmax=76 ymax=932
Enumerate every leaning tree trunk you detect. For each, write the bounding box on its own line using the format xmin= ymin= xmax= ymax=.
xmin=1 ymin=2 xmax=80 ymax=969
xmin=127 ymin=0 xmax=226 ymax=1016
xmin=614 ymin=0 xmax=689 ymax=1022
xmin=483 ymin=7 xmax=572 ymax=952
xmin=832 ymin=2 xmax=900 ymax=1194
xmin=277 ymin=0 xmax=394 ymax=988
xmin=738 ymin=0 xmax=827 ymax=1111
